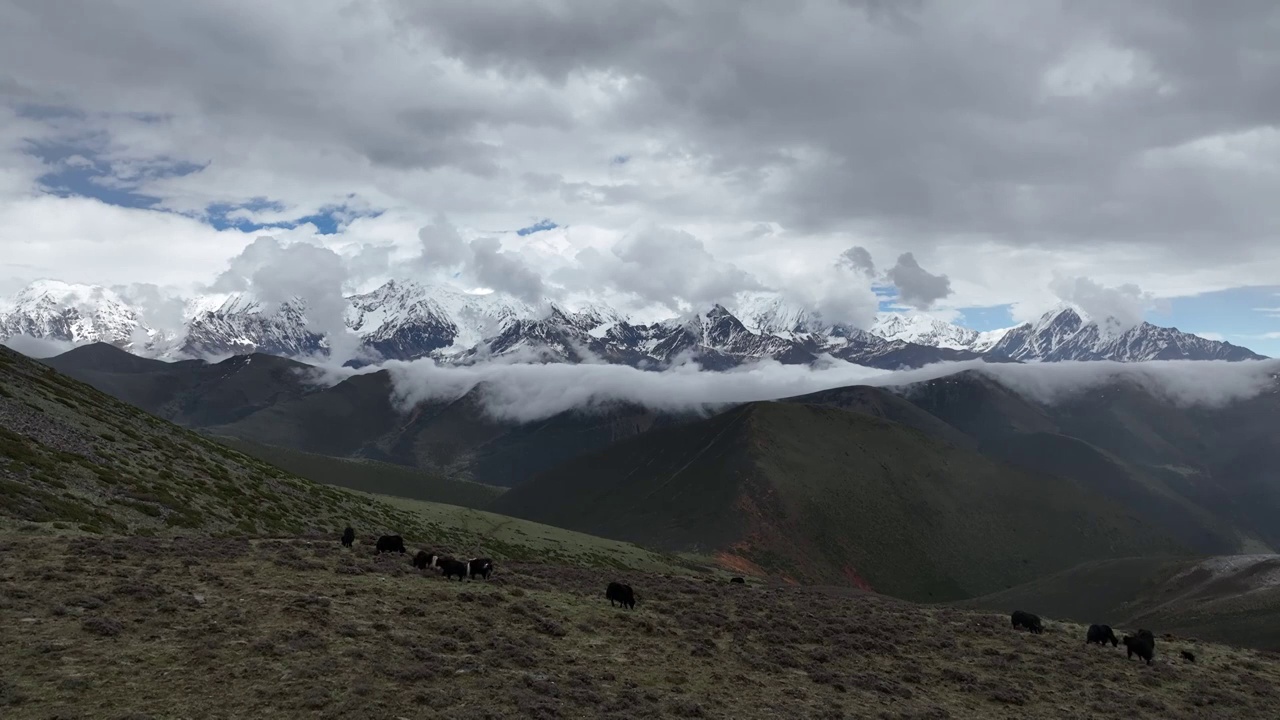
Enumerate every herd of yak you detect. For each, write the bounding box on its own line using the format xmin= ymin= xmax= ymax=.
xmin=1011 ymin=609 xmax=1196 ymax=665
xmin=342 ymin=526 xmax=1189 ymax=666
xmin=340 ymin=525 xmax=743 ymax=612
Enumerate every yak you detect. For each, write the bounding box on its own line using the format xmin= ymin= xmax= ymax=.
xmin=606 ymin=581 xmax=636 ymax=610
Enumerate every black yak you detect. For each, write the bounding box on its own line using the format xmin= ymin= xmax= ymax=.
xmin=413 ymin=550 xmax=439 ymax=570
xmin=439 ymin=559 xmax=468 ymax=581
xmin=606 ymin=581 xmax=636 ymax=609
xmin=1086 ymin=624 xmax=1118 ymax=647
xmin=341 ymin=526 xmax=354 ymax=548
xmin=1181 ymin=650 xmax=1196 ymax=663
xmin=1011 ymin=610 xmax=1043 ymax=634
xmin=1122 ymin=630 xmax=1156 ymax=665
xmin=468 ymin=558 xmax=493 ymax=580
xmin=375 ymin=535 xmax=406 ymax=555
xmin=729 ymin=577 xmax=745 ymax=584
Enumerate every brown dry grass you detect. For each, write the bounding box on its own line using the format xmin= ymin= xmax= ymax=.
xmin=3 ymin=534 xmax=1279 ymax=720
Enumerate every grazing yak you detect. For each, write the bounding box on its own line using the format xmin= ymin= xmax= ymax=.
xmin=375 ymin=535 xmax=406 ymax=555
xmin=1086 ymin=624 xmax=1119 ymax=647
xmin=1122 ymin=629 xmax=1156 ymax=665
xmin=1181 ymin=650 xmax=1196 ymax=663
xmin=341 ymin=526 xmax=354 ymax=548
xmin=1011 ymin=610 xmax=1044 ymax=634
xmin=730 ymin=577 xmax=745 ymax=584
xmin=606 ymin=581 xmax=636 ymax=610
xmin=468 ymin=558 xmax=494 ymax=580
xmin=439 ymin=558 xmax=469 ymax=581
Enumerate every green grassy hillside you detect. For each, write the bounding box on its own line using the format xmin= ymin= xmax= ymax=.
xmin=213 ymin=435 xmax=504 ymax=510
xmin=493 ymin=401 xmax=1185 ymax=601
xmin=956 ymin=554 xmax=1280 ymax=651
xmin=0 ymin=345 xmax=687 ymax=574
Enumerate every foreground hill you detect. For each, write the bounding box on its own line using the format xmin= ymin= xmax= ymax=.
xmin=5 ymin=534 xmax=1278 ymax=720
xmin=956 ymin=554 xmax=1280 ymax=651
xmin=491 ymin=401 xmax=1181 ymax=601
xmin=0 ymin=345 xmax=412 ymax=537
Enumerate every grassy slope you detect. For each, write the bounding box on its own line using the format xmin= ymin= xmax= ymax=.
xmin=6 ymin=534 xmax=1279 ymax=720
xmin=0 ymin=346 xmax=683 ymax=574
xmin=956 ymin=555 xmax=1280 ymax=651
xmin=494 ymin=401 xmax=1184 ymax=602
xmin=213 ymin=435 xmax=505 ymax=510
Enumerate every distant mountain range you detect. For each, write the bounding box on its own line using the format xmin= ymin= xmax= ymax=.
xmin=0 ymin=278 xmax=1266 ymax=368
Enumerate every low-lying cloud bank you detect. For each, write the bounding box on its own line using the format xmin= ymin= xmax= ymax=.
xmin=381 ymin=355 xmax=1280 ymax=424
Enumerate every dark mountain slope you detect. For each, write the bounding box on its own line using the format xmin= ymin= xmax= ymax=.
xmin=214 ymin=435 xmax=505 ymax=510
xmin=43 ymin=341 xmax=178 ymax=374
xmin=209 ymin=374 xmax=698 ymax=487
xmin=493 ymin=401 xmax=1182 ymax=601
xmin=876 ymin=371 xmax=1280 ymax=554
xmin=784 ymin=384 xmax=976 ymax=450
xmin=42 ymin=342 xmax=318 ymax=427
xmin=380 ymin=388 xmax=693 ymax=486
xmin=205 ymin=369 xmax=405 ymax=457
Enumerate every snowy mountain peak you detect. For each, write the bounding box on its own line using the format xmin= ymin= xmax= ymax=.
xmin=0 ymin=278 xmax=1267 ymax=366
xmin=1 ymin=279 xmax=151 ymax=350
xmin=731 ymin=291 xmax=826 ymax=336
xmin=869 ymin=312 xmax=1013 ymax=353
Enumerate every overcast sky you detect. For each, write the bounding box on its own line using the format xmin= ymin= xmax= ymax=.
xmin=1 ymin=1 xmax=1278 ymax=352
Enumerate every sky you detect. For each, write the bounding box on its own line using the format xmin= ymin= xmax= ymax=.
xmin=1 ymin=0 xmax=1279 ymax=355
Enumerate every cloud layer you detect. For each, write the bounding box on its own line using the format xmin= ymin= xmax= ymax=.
xmin=382 ymin=353 xmax=1280 ymax=423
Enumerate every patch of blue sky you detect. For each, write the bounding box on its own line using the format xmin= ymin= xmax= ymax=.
xmin=955 ymin=304 xmax=1016 ymax=332
xmin=516 ymin=219 xmax=559 ymax=236
xmin=610 ymin=154 xmax=631 ymax=165
xmin=27 ymin=138 xmax=204 ymax=209
xmin=205 ymin=199 xmax=382 ymax=235
xmin=1151 ymin=285 xmax=1280 ymax=356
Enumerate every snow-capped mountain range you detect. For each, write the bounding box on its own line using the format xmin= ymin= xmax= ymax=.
xmin=0 ymin=279 xmax=1266 ymax=368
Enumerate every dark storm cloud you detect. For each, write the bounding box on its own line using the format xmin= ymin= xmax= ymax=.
xmin=397 ymin=0 xmax=1280 ymax=260
xmin=885 ymin=252 xmax=952 ymax=309
xmin=837 ymin=246 xmax=877 ymax=277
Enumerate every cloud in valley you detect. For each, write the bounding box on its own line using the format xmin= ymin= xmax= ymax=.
xmin=381 ymin=353 xmax=1280 ymax=424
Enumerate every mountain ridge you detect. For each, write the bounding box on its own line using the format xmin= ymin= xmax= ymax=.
xmin=1 ymin=278 xmax=1265 ymax=369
